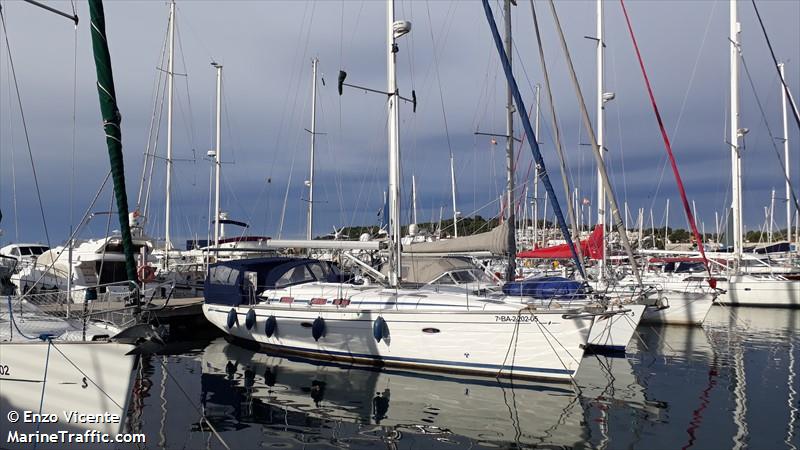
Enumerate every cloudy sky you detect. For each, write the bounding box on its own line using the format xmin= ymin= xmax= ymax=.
xmin=0 ymin=0 xmax=798 ymax=247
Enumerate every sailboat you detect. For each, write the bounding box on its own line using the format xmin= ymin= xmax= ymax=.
xmin=202 ymin=0 xmax=598 ymax=383
xmin=1 ymin=0 xmax=159 ymax=439
xmin=583 ymin=0 xmax=717 ymax=325
xmin=716 ymin=0 xmax=800 ymax=307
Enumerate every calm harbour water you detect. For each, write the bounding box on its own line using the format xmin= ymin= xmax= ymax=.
xmin=125 ymin=306 xmax=800 ymax=449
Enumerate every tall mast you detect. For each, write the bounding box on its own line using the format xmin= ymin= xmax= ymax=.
xmin=780 ymin=63 xmax=791 ymax=243
xmin=730 ymin=0 xmax=743 ymax=263
xmin=212 ymin=62 xmax=222 ymax=250
xmin=164 ymin=0 xmax=175 ymax=253
xmin=504 ymin=0 xmax=517 ymax=281
xmin=88 ymin=0 xmax=139 ymax=289
xmin=306 ymin=58 xmax=319 ymax=241
xmin=387 ymin=0 xmax=403 ymax=287
xmin=596 ymin=0 xmax=606 ymax=276
xmin=533 ymin=84 xmax=540 ymax=247
xmin=450 ymin=153 xmax=458 ymax=237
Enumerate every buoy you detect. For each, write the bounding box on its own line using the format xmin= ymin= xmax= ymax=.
xmin=312 ymin=317 xmax=325 ymax=341
xmin=373 ymin=316 xmax=388 ymax=342
xmin=245 ymin=309 xmax=256 ymax=330
xmin=227 ymin=308 xmax=238 ymax=329
xmin=137 ymin=265 xmax=157 ymax=283
xmin=265 ymin=315 xmax=277 ymax=338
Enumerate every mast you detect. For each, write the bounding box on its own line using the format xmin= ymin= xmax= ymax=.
xmin=545 ymin=0 xmax=643 ymax=283
xmin=730 ymin=0 xmax=743 ymax=263
xmin=533 ymin=84 xmax=540 ymax=247
xmin=780 ymin=63 xmax=791 ymax=243
xmin=212 ymin=62 xmax=222 ymax=250
xmin=665 ymin=198 xmax=670 ymax=248
xmin=411 ymin=174 xmax=418 ymax=225
xmin=386 ymin=0 xmax=403 ymax=287
xmin=164 ymin=0 xmax=175 ymax=253
xmin=770 ymin=188 xmax=776 ymax=243
xmin=482 ymin=0 xmax=585 ymax=278
xmin=450 ymin=153 xmax=458 ymax=237
xmin=595 ymin=0 xmax=606 ymax=276
xmin=88 ymin=0 xmax=138 ymax=288
xmin=504 ymin=0 xmax=517 ymax=281
xmin=306 ymin=58 xmax=318 ymax=241
xmin=638 ymin=208 xmax=644 ymax=250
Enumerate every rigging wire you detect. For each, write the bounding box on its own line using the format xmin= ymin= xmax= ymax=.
xmin=609 ymin=48 xmax=629 ymax=217
xmin=737 ymin=47 xmax=800 ymax=213
xmin=529 ymin=0 xmax=582 ymax=256
xmin=424 ymin=0 xmax=457 ymax=221
xmin=139 ymin=12 xmax=170 ymax=216
xmin=262 ymin=1 xmax=316 ymax=235
xmin=644 ymin=0 xmax=717 ymax=218
xmin=750 ymin=0 xmax=800 ymax=131
xmin=4 ymin=46 xmax=20 ymax=240
xmin=619 ymin=0 xmax=716 ymax=275
xmin=0 ymin=7 xmax=51 ymax=247
xmin=315 ymin=62 xmax=348 ymax=227
xmin=70 ymin=0 xmax=78 ymax=235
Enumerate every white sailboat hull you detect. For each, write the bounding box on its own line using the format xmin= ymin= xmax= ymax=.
xmin=717 ymin=275 xmax=800 ymax=307
xmin=0 ymin=341 xmax=137 ymax=437
xmin=587 ymin=304 xmax=646 ymax=351
xmin=640 ymin=291 xmax=714 ymax=326
xmin=203 ymin=303 xmax=591 ymax=382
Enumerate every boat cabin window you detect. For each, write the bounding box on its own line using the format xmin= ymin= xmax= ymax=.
xmin=104 ymin=243 xmax=147 ymax=254
xmin=11 ymin=248 xmax=20 ymax=257
xmin=450 ymin=270 xmax=474 ymax=283
xmin=96 ymin=261 xmax=129 ymax=285
xmin=25 ymin=246 xmax=48 ymax=255
xmin=209 ymin=265 xmax=239 ymax=286
xmin=276 ymin=265 xmax=315 ymax=288
xmin=433 ymin=274 xmax=456 ymax=285
xmin=307 ymin=262 xmax=329 ymax=280
xmin=450 ymin=269 xmax=493 ymax=284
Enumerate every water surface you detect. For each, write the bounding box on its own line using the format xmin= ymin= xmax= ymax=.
xmin=126 ymin=306 xmax=800 ymax=449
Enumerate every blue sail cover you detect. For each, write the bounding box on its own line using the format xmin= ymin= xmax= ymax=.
xmin=502 ymin=277 xmax=585 ymax=300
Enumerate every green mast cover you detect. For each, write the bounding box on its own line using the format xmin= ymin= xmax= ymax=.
xmin=88 ymin=0 xmax=138 ymax=285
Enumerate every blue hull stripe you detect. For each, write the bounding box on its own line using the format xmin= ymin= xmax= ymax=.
xmin=256 ymin=342 xmax=574 ymax=375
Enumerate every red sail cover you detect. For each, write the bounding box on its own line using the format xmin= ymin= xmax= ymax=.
xmin=518 ymin=225 xmax=603 ymax=260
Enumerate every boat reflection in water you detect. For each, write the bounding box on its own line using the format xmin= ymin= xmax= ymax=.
xmin=200 ymin=339 xmax=587 ymax=448
xmin=121 ymin=307 xmax=798 ymax=449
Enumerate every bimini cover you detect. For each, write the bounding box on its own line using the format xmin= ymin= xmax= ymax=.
xmin=502 ymin=276 xmax=585 ymax=299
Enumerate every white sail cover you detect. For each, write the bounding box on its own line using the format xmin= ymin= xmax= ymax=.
xmin=404 ymin=222 xmax=510 ymax=255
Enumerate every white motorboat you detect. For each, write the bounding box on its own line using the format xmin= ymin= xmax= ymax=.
xmin=11 ymin=233 xmax=156 ymax=303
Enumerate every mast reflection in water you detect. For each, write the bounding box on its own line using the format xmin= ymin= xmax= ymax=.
xmin=125 ymin=306 xmax=800 ymax=449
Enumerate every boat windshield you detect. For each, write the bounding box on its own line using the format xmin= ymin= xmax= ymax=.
xmin=449 ymin=269 xmax=494 ymax=284
xmin=275 ymin=265 xmax=315 ymax=288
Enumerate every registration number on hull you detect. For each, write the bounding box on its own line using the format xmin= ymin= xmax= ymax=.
xmin=495 ymin=315 xmax=536 ymax=323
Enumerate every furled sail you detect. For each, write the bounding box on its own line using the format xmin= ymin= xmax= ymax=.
xmin=88 ymin=0 xmax=138 ymax=285
xmin=404 ymin=222 xmax=510 ymax=255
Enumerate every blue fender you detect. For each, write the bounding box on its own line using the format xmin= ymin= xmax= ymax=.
xmin=373 ymin=316 xmax=388 ymax=342
xmin=226 ymin=308 xmax=238 ymax=329
xmin=265 ymin=315 xmax=277 ymax=338
xmin=245 ymin=309 xmax=256 ymax=330
xmin=312 ymin=317 xmax=325 ymax=341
